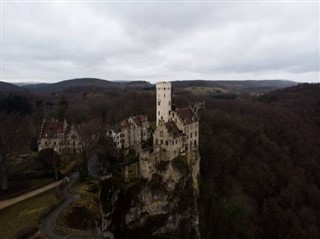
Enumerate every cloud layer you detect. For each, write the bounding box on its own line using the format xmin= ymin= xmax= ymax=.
xmin=2 ymin=1 xmax=319 ymax=83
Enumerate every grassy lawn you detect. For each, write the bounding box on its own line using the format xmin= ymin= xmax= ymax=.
xmin=0 ymin=189 xmax=57 ymax=239
xmin=0 ymin=178 xmax=53 ymax=200
xmin=56 ymin=179 xmax=100 ymax=230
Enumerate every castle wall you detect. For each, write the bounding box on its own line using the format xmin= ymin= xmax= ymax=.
xmin=171 ymin=113 xmax=199 ymax=151
xmin=153 ymin=123 xmax=184 ymax=161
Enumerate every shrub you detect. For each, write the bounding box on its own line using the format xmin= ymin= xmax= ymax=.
xmin=15 ymin=225 xmax=38 ymax=239
xmin=172 ymin=156 xmax=188 ymax=174
xmin=156 ymin=160 xmax=168 ymax=172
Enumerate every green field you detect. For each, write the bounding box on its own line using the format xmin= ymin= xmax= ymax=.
xmin=183 ymin=86 xmax=228 ymax=95
xmin=0 ymin=189 xmax=57 ymax=239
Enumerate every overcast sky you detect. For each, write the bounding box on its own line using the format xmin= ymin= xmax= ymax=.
xmin=1 ymin=0 xmax=319 ymax=83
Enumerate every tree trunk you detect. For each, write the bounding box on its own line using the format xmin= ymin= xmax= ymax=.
xmin=53 ymin=158 xmax=58 ymax=181
xmin=0 ymin=154 xmax=8 ymax=190
xmin=1 ymin=174 xmax=8 ymax=191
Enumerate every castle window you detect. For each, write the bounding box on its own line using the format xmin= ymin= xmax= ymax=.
xmin=190 ymin=132 xmax=193 ymax=138
xmin=169 ymin=101 xmax=171 ymax=106
xmin=165 ymin=141 xmax=168 ymax=146
xmin=195 ymin=131 xmax=197 ymax=136
xmin=158 ymin=101 xmax=160 ymax=106
xmin=164 ymin=94 xmax=166 ymax=98
xmin=161 ymin=140 xmax=163 ymax=145
xmin=156 ymin=139 xmax=158 ymax=144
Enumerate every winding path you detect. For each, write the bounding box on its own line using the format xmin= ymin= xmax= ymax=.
xmin=0 ymin=179 xmax=66 ymax=210
xmin=39 ymin=172 xmax=112 ymax=239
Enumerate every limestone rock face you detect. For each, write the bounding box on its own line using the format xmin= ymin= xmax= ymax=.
xmin=125 ymin=153 xmax=200 ymax=239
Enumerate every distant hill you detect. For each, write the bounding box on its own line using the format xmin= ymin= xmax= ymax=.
xmin=172 ymin=79 xmax=298 ymax=89
xmin=172 ymin=79 xmax=299 ymax=95
xmin=22 ymin=78 xmax=153 ymax=93
xmin=22 ymin=78 xmax=116 ymax=92
xmin=0 ymin=81 xmax=28 ymax=94
xmin=15 ymin=78 xmax=299 ymax=94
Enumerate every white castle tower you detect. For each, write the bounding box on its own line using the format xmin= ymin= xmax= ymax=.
xmin=156 ymin=81 xmax=172 ymax=126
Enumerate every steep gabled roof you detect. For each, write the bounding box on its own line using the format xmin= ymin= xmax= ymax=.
xmin=165 ymin=121 xmax=183 ymax=138
xmin=138 ymin=115 xmax=147 ymax=122
xmin=132 ymin=116 xmax=141 ymax=127
xmin=120 ymin=119 xmax=129 ymax=127
xmin=175 ymin=107 xmax=198 ymax=125
xmin=120 ymin=115 xmax=148 ymax=128
xmin=40 ymin=121 xmax=64 ymax=138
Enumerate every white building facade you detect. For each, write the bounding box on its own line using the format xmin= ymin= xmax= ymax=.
xmin=38 ymin=119 xmax=82 ymax=154
xmin=107 ymin=115 xmax=151 ymax=150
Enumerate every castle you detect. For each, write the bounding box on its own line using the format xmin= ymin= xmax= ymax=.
xmin=124 ymin=82 xmax=202 ymax=237
xmin=154 ymin=81 xmax=199 ymax=160
xmin=139 ymin=81 xmax=201 ymax=179
xmin=106 ymin=81 xmax=202 ymax=181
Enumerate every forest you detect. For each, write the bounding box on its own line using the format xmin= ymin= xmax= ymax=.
xmin=0 ymin=81 xmax=319 ymax=238
xmin=198 ymin=84 xmax=320 ymax=239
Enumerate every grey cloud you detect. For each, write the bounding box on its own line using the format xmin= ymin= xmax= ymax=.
xmin=2 ymin=2 xmax=319 ymax=83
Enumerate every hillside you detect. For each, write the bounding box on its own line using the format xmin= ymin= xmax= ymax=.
xmin=21 ymin=78 xmax=153 ymax=93
xmin=172 ymin=79 xmax=298 ymax=96
xmin=1 ymin=80 xmax=318 ymax=238
xmin=22 ymin=78 xmax=117 ymax=92
xmin=16 ymin=78 xmax=299 ymax=95
xmin=199 ymin=83 xmax=320 ymax=239
xmin=0 ymin=81 xmax=28 ymax=94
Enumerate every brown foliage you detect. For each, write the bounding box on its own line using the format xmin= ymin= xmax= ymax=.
xmin=199 ymin=84 xmax=320 ymax=239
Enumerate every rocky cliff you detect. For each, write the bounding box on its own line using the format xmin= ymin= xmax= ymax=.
xmin=106 ymin=152 xmax=200 ymax=238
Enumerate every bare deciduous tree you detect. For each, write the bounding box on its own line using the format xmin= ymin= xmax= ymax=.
xmin=0 ymin=114 xmax=31 ymax=190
